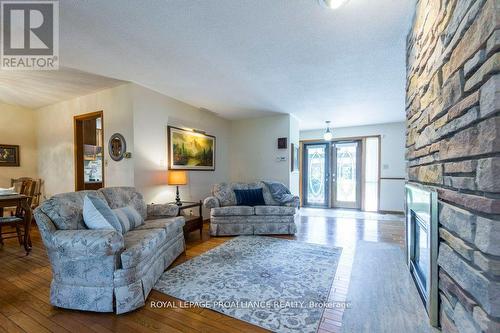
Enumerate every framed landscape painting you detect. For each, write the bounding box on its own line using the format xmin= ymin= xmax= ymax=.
xmin=0 ymin=144 xmax=20 ymax=167
xmin=168 ymin=126 xmax=216 ymax=171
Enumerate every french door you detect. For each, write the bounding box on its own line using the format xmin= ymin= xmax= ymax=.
xmin=331 ymin=141 xmax=362 ymax=209
xmin=302 ymin=143 xmax=330 ymax=207
xmin=302 ymin=140 xmax=362 ymax=209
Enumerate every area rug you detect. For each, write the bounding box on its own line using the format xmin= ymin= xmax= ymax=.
xmin=341 ymin=241 xmax=438 ymax=333
xmin=154 ymin=236 xmax=342 ymax=333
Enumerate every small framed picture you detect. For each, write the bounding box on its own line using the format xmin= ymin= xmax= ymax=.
xmin=277 ymin=137 xmax=287 ymax=149
xmin=0 ymin=144 xmax=19 ymax=167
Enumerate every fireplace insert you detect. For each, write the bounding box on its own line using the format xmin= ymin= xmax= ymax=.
xmin=405 ymin=183 xmax=439 ymax=327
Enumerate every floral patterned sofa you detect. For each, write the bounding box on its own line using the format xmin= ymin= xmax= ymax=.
xmin=33 ymin=187 xmax=185 ymax=314
xmin=204 ymin=182 xmax=299 ymax=236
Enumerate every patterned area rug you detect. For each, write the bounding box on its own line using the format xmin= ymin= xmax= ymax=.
xmin=154 ymin=236 xmax=342 ymax=333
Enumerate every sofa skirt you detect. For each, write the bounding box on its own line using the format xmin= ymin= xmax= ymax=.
xmin=210 ymin=215 xmax=297 ymax=236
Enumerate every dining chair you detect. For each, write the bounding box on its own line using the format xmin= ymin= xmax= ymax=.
xmin=11 ymin=177 xmax=43 ymax=209
xmin=0 ymin=179 xmax=35 ymax=246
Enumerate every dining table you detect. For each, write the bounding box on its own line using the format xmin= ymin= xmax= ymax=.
xmin=0 ymin=194 xmax=33 ymax=254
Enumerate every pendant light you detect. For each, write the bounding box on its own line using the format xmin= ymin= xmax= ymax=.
xmin=323 ymin=121 xmax=333 ymax=141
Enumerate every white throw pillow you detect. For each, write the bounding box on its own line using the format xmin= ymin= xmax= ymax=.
xmin=83 ymin=195 xmax=118 ymax=230
xmin=112 ymin=206 xmax=144 ymax=234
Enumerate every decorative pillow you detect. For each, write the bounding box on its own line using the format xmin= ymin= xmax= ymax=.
xmin=233 ymin=188 xmax=266 ymax=206
xmin=112 ymin=206 xmax=144 ymax=234
xmin=83 ymin=195 xmax=119 ymax=230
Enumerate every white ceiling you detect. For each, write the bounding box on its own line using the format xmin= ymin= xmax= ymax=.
xmin=0 ymin=67 xmax=124 ymax=109
xmin=2 ymin=0 xmax=415 ymax=130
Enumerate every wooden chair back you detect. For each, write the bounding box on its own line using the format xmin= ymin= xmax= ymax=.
xmin=10 ymin=178 xmax=35 ymax=216
xmin=11 ymin=178 xmax=42 ymax=209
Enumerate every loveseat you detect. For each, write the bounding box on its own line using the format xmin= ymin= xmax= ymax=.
xmin=33 ymin=187 xmax=185 ymax=314
xmin=204 ymin=182 xmax=299 ymax=236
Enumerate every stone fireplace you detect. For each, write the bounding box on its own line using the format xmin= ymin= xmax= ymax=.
xmin=406 ymin=183 xmax=439 ymax=326
xmin=406 ymin=0 xmax=500 ymax=332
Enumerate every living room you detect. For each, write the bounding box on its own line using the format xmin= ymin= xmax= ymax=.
xmin=1 ymin=0 xmax=499 ymax=333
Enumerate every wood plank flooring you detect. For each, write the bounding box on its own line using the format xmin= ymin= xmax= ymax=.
xmin=0 ymin=209 xmax=405 ymax=333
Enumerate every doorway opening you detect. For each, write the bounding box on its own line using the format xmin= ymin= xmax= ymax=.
xmin=74 ymin=111 xmax=104 ymax=191
xmin=301 ymin=136 xmax=380 ymax=211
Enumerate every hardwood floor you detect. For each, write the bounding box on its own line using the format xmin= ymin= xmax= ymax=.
xmin=0 ymin=209 xmax=404 ymax=333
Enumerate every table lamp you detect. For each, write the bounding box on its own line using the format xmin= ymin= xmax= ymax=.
xmin=168 ymin=170 xmax=187 ymax=206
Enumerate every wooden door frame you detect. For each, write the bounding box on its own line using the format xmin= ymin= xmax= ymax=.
xmin=299 ymin=135 xmax=381 ymax=211
xmin=74 ymin=111 xmax=104 ymax=191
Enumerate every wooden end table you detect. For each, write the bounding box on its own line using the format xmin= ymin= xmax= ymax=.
xmin=170 ymin=201 xmax=203 ymax=239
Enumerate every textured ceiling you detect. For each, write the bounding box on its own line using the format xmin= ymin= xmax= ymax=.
xmin=2 ymin=0 xmax=415 ymax=129
xmin=0 ymin=67 xmax=124 ymax=109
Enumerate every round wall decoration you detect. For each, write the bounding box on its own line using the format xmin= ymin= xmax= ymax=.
xmin=108 ymin=133 xmax=127 ymax=161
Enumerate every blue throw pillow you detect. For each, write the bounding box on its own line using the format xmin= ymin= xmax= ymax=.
xmin=83 ymin=195 xmax=120 ymax=230
xmin=233 ymin=188 xmax=266 ymax=206
xmin=113 ymin=206 xmax=144 ymax=234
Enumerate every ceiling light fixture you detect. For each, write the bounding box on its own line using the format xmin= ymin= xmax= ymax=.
xmin=323 ymin=121 xmax=333 ymax=141
xmin=318 ymin=0 xmax=349 ymax=10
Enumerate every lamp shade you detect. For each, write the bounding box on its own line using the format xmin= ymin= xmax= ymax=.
xmin=167 ymin=170 xmax=187 ymax=185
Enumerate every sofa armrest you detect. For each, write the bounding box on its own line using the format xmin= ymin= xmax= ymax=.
xmin=283 ymin=196 xmax=300 ymax=208
xmin=51 ymin=229 xmax=124 ymax=258
xmin=204 ymin=196 xmax=220 ymax=209
xmin=147 ymin=203 xmax=179 ymax=218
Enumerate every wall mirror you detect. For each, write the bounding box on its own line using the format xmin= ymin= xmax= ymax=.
xmin=109 ymin=133 xmax=126 ymax=161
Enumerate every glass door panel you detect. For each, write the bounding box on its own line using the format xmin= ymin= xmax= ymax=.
xmin=303 ymin=143 xmax=329 ymax=207
xmin=332 ymin=141 xmax=361 ymax=209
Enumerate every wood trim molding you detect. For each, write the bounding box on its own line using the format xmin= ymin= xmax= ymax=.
xmin=74 ymin=111 xmax=104 ymax=191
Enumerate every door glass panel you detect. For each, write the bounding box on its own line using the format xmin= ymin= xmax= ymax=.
xmin=306 ymin=145 xmax=326 ymax=205
xmin=83 ymin=117 xmax=103 ymax=184
xmin=335 ymin=143 xmax=357 ymax=203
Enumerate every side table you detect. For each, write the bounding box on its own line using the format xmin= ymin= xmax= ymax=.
xmin=170 ymin=201 xmax=203 ymax=239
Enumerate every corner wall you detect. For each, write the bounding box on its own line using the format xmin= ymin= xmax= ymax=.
xmin=0 ymin=103 xmax=38 ymax=187
xmin=230 ymin=114 xmax=299 ymax=193
xmin=131 ymin=84 xmax=231 ymax=215
xmin=406 ymin=0 xmax=499 ymax=331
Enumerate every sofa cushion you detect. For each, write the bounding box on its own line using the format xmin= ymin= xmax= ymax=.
xmin=211 ymin=206 xmax=255 ymax=216
xmin=234 ymin=188 xmax=266 ymax=206
xmin=121 ymin=228 xmax=167 ymax=269
xmin=212 ymin=183 xmax=237 ymax=207
xmin=99 ymin=187 xmax=147 ymax=220
xmin=113 ymin=206 xmax=144 ymax=234
xmin=254 ymin=205 xmax=296 ymax=216
xmin=135 ymin=216 xmax=185 ymax=238
xmin=83 ymin=195 xmax=118 ymax=230
xmin=39 ymin=190 xmax=104 ymax=230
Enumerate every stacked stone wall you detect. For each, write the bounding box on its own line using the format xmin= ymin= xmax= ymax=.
xmin=407 ymin=0 xmax=500 ymax=331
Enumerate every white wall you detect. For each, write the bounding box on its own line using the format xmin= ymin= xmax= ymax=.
xmin=0 ymin=103 xmax=38 ymax=187
xmin=131 ymin=84 xmax=231 ymax=216
xmin=289 ymin=115 xmax=300 ymax=195
xmin=35 ymin=84 xmax=134 ymax=198
xmin=230 ymin=115 xmax=292 ymax=186
xmin=300 ymin=122 xmax=406 ymax=212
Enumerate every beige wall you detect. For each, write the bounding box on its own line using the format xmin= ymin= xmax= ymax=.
xmin=230 ymin=115 xmax=294 ymax=188
xmin=131 ymin=84 xmax=231 ymax=215
xmin=0 ymin=103 xmax=38 ymax=187
xmin=35 ymin=84 xmax=134 ymax=198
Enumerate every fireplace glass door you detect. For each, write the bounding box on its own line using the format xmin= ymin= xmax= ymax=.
xmin=412 ymin=212 xmax=429 ymax=292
